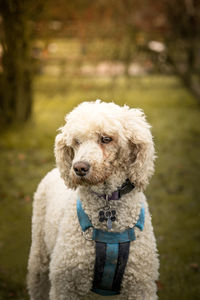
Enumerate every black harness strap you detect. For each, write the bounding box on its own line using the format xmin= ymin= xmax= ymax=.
xmin=92 ymin=242 xmax=107 ymax=291
xmin=112 ymin=242 xmax=130 ymax=292
xmin=92 ymin=241 xmax=130 ymax=294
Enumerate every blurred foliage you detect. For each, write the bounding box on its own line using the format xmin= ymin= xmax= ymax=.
xmin=36 ymin=0 xmax=200 ymax=98
xmin=0 ymin=0 xmax=199 ymax=127
xmin=0 ymin=71 xmax=200 ymax=299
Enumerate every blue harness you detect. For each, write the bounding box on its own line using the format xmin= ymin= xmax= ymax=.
xmin=77 ymin=199 xmax=145 ymax=296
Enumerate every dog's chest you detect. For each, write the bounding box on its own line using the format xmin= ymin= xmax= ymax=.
xmin=77 ymin=199 xmax=145 ymax=296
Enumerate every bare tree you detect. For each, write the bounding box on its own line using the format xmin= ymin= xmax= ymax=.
xmin=163 ymin=0 xmax=200 ymax=99
xmin=0 ymin=0 xmax=46 ymax=126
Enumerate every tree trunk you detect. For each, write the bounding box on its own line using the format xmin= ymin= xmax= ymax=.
xmin=166 ymin=39 xmax=200 ymax=102
xmin=0 ymin=1 xmax=33 ymax=126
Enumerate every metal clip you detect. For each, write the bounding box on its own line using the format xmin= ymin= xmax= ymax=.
xmin=103 ymin=205 xmax=110 ymax=211
xmin=82 ymin=227 xmax=93 ymax=241
xmin=103 ymin=195 xmax=110 ymax=211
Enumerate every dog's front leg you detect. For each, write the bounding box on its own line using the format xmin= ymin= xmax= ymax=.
xmin=49 ymin=246 xmax=85 ymax=300
xmin=49 ymin=267 xmax=82 ymax=300
xmin=27 ymin=183 xmax=50 ymax=300
xmin=27 ymin=249 xmax=50 ymax=300
xmin=124 ymin=281 xmax=158 ymax=300
xmin=49 ymin=286 xmax=81 ymax=300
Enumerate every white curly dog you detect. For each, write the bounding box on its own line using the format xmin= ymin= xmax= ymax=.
xmin=27 ymin=100 xmax=159 ymax=300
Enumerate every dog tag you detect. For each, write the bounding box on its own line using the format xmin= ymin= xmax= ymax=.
xmin=107 ymin=217 xmax=112 ymax=230
xmin=98 ymin=206 xmax=116 ymax=228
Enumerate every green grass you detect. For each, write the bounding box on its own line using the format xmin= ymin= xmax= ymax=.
xmin=0 ymin=74 xmax=200 ymax=300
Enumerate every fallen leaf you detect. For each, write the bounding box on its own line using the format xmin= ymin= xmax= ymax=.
xmin=8 ymin=292 xmax=15 ymax=297
xmin=24 ymin=195 xmax=31 ymax=202
xmin=189 ymin=263 xmax=199 ymax=271
xmin=156 ymin=280 xmax=164 ymax=291
xmin=18 ymin=153 xmax=26 ymax=161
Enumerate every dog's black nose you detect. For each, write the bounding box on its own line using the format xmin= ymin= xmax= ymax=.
xmin=73 ymin=161 xmax=90 ymax=177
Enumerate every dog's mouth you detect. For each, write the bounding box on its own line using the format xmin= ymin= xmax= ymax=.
xmin=72 ymin=174 xmax=107 ymax=186
xmin=71 ymin=166 xmax=112 ymax=186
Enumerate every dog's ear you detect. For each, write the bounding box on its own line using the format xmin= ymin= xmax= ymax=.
xmin=54 ymin=130 xmax=75 ymax=189
xmin=125 ymin=108 xmax=155 ymax=191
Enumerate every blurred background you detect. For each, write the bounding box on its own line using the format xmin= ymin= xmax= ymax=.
xmin=0 ymin=0 xmax=200 ymax=299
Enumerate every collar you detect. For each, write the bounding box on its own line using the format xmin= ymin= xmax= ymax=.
xmin=93 ymin=179 xmax=135 ymax=201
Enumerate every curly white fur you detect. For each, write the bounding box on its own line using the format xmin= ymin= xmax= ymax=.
xmin=27 ymin=100 xmax=159 ymax=300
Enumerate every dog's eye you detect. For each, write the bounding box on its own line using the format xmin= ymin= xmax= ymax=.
xmin=101 ymin=136 xmax=112 ymax=144
xmin=74 ymin=139 xmax=81 ymax=146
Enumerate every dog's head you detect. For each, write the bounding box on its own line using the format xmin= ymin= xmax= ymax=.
xmin=55 ymin=100 xmax=155 ymax=191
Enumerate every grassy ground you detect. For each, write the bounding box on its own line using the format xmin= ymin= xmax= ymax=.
xmin=0 ymin=74 xmax=200 ymax=300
